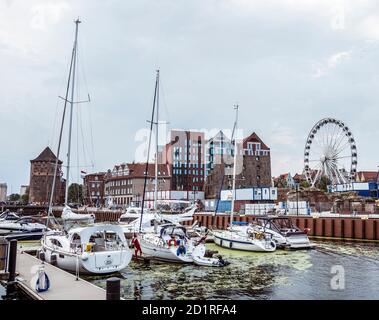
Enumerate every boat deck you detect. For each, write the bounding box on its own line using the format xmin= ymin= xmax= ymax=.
xmin=15 ymin=252 xmax=106 ymax=300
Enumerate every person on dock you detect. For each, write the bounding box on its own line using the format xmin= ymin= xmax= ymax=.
xmin=131 ymin=233 xmax=142 ymax=260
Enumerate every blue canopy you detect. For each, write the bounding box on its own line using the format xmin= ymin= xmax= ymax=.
xmin=231 ymin=221 xmax=248 ymax=225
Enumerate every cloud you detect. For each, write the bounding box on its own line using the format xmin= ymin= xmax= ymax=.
xmin=1 ymin=0 xmax=379 ymax=189
xmin=313 ymin=51 xmax=352 ymax=77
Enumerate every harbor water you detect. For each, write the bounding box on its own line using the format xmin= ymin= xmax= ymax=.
xmin=87 ymin=240 xmax=379 ymax=300
xmin=1 ymin=240 xmax=378 ymax=300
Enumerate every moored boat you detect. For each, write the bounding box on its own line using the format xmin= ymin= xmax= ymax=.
xmin=41 ymin=224 xmax=132 ymax=274
xmin=0 ymin=216 xmax=48 ymax=241
xmin=139 ymin=224 xmax=206 ymax=263
xmin=250 ymin=216 xmax=314 ymax=249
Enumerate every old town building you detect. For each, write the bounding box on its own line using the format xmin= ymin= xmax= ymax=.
xmin=83 ymin=172 xmax=106 ymax=206
xmin=204 ymin=132 xmax=272 ymax=199
xmin=104 ymin=162 xmax=171 ymax=208
xmin=29 ymin=147 xmax=65 ymax=205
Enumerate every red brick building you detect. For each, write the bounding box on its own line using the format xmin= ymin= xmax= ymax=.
xmin=83 ymin=172 xmax=106 ymax=206
xmin=204 ymin=132 xmax=272 ymax=198
xmin=29 ymin=147 xmax=65 ymax=205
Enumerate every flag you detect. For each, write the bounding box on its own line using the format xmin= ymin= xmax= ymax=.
xmin=81 ymin=170 xmax=87 ymax=179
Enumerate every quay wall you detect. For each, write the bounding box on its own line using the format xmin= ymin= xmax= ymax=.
xmin=93 ymin=210 xmax=379 ymax=241
xmin=4 ymin=205 xmax=379 ymax=241
xmin=185 ymin=213 xmax=379 ymax=241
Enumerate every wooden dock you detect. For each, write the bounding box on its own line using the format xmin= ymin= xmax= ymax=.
xmin=15 ymin=252 xmax=106 ymax=300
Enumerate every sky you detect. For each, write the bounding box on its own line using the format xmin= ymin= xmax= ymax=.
xmin=1 ymin=0 xmax=379 ymax=194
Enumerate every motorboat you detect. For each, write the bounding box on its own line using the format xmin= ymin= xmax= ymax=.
xmin=41 ymin=224 xmax=132 ymax=274
xmin=0 ymin=216 xmax=48 ymax=241
xmin=0 ymin=210 xmax=20 ymax=221
xmin=213 ymin=222 xmax=277 ymax=252
xmin=250 ymin=216 xmax=314 ymax=249
xmin=139 ymin=224 xmax=206 ymax=263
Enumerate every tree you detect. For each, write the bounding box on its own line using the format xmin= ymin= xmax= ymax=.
xmin=316 ymin=176 xmax=330 ymax=192
xmin=67 ymin=183 xmax=83 ymax=204
xmin=9 ymin=194 xmax=20 ymax=202
xmin=20 ymin=187 xmax=30 ymax=204
xmin=300 ymin=180 xmax=310 ymax=189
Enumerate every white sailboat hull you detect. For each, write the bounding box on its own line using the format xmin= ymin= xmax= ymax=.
xmin=139 ymin=237 xmax=194 ymax=263
xmin=42 ymin=243 xmax=132 ymax=274
xmin=213 ymin=231 xmax=276 ymax=252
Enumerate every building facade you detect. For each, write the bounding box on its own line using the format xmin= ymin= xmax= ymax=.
xmin=83 ymin=172 xmax=106 ymax=206
xmin=158 ymin=129 xmax=206 ymax=195
xmin=356 ymin=171 xmax=379 ymax=183
xmin=104 ymin=162 xmax=171 ymax=208
xmin=0 ymin=183 xmax=7 ymax=202
xmin=204 ymin=132 xmax=272 ymax=199
xmin=29 ymin=147 xmax=65 ymax=205
xmin=205 ymin=130 xmax=233 ymax=177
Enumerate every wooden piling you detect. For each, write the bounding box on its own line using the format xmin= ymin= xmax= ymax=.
xmin=106 ymin=277 xmax=121 ymax=300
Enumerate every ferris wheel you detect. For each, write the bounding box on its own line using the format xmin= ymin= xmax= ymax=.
xmin=304 ymin=118 xmax=357 ymax=187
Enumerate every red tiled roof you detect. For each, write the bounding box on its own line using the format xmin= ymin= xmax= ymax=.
xmin=293 ymin=173 xmax=306 ymax=182
xmin=31 ymin=147 xmax=62 ymax=163
xmin=357 ymin=171 xmax=378 ymax=182
xmin=243 ymin=132 xmax=270 ymax=150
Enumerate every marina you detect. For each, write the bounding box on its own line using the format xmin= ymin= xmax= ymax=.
xmin=88 ymin=240 xmax=379 ymax=300
xmin=1 ymin=239 xmax=379 ymax=300
xmin=1 ymin=1 xmax=379 ymax=305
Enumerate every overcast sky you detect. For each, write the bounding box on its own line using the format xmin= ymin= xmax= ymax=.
xmin=1 ymin=0 xmax=379 ymax=193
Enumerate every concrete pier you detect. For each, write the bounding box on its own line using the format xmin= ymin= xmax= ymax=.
xmin=15 ymin=252 xmax=106 ymax=300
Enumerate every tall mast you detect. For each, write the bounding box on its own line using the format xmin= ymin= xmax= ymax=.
xmin=139 ymin=70 xmax=159 ymax=232
xmin=65 ymin=18 xmax=81 ymax=205
xmin=230 ymin=104 xmax=239 ymax=230
xmin=154 ymin=70 xmax=160 ymax=210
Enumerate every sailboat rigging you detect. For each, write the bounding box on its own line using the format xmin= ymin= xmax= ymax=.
xmin=41 ymin=18 xmax=132 ymax=275
xmin=213 ymin=106 xmax=277 ymax=252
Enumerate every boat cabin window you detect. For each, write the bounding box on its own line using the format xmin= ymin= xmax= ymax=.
xmin=51 ymin=239 xmax=63 ymax=247
xmin=120 ymin=217 xmax=138 ymax=223
xmin=272 ymin=219 xmax=295 ymax=231
xmin=86 ymin=231 xmax=123 ymax=252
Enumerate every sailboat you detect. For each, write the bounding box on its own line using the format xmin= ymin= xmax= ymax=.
xmin=41 ymin=19 xmax=132 ymax=274
xmin=137 ymin=70 xmax=206 ymax=263
xmin=212 ymin=106 xmax=276 ymax=252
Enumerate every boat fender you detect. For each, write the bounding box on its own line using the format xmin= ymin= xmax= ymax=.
xmin=81 ymin=252 xmax=89 ymax=261
xmin=85 ymin=243 xmax=93 ymax=252
xmin=35 ymin=266 xmax=50 ymax=293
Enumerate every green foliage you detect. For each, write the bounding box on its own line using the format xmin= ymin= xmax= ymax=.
xmin=21 ymin=193 xmax=29 ymax=204
xmin=67 ymin=183 xmax=83 ymax=204
xmin=9 ymin=194 xmax=20 ymax=202
xmin=300 ymin=180 xmax=310 ymax=188
xmin=316 ymin=176 xmax=330 ymax=192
